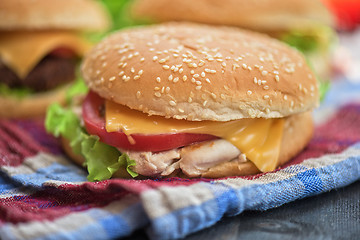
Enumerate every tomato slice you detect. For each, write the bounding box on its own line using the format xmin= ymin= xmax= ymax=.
xmin=49 ymin=47 xmax=77 ymax=58
xmin=82 ymin=91 xmax=218 ymax=152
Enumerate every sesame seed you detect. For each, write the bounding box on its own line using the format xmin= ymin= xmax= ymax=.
xmin=168 ymin=75 xmax=173 ymax=81
xmin=242 ymin=64 xmax=247 ymax=69
xmin=136 ymin=91 xmax=141 ymax=99
xmin=119 ymin=71 xmax=124 ymax=76
xmin=196 ymin=86 xmax=202 ymax=90
xmin=153 ymin=56 xmax=158 ymax=61
xmin=205 ymin=78 xmax=211 ymax=83
xmin=140 ymin=57 xmax=145 ymax=62
xmin=196 ymin=81 xmax=202 ymax=86
xmin=210 ymin=70 xmax=216 ymax=74
xmin=169 ymin=100 xmax=176 ymax=106
xmin=247 ymin=90 xmax=252 ymax=95
xmin=253 ymin=77 xmax=258 ymax=84
xmin=163 ymin=65 xmax=170 ymax=70
xmin=154 ymin=92 xmax=161 ymax=98
xmin=122 ymin=63 xmax=127 ymax=68
xmin=201 ymin=72 xmax=206 ymax=77
xmin=165 ymin=87 xmax=170 ymax=93
xmin=284 ymin=95 xmax=288 ymax=100
xmin=178 ymin=108 xmax=185 ymax=113
xmin=190 ymin=70 xmax=195 ymax=74
xmin=134 ymin=75 xmax=140 ymax=80
xmin=203 ymin=101 xmax=208 ymax=107
xmin=188 ymin=97 xmax=193 ymax=103
xmin=191 ymin=78 xmax=196 ymax=83
xmin=159 ymin=58 xmax=167 ymax=63
xmin=224 ymin=85 xmax=230 ymax=91
xmin=222 ymin=62 xmax=227 ymax=67
xmin=109 ymin=76 xmax=116 ymax=81
xmin=193 ymin=74 xmax=200 ymax=78
xmin=264 ymin=95 xmax=270 ymax=99
xmin=263 ymin=85 xmax=269 ymax=90
xmin=262 ymin=71 xmax=268 ymax=76
xmin=183 ymin=75 xmax=188 ymax=81
xmin=220 ymin=94 xmax=226 ymax=100
xmin=102 ymin=62 xmax=107 ymax=68
xmin=179 ymin=68 xmax=184 ymax=74
xmin=134 ymin=52 xmax=139 ymax=56
xmin=131 ymin=67 xmax=135 ymax=73
xmin=173 ymin=77 xmax=179 ymax=83
xmin=205 ymin=68 xmax=211 ymax=73
xmin=156 ymin=77 xmax=161 ymax=83
xmin=275 ymin=75 xmax=280 ymax=82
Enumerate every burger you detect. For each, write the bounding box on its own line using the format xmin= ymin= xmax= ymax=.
xmin=131 ymin=0 xmax=336 ymax=97
xmin=0 ymin=0 xmax=110 ymax=118
xmin=46 ymin=23 xmax=319 ymax=181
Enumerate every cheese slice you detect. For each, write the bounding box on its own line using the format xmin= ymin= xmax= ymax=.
xmin=105 ymin=101 xmax=285 ymax=172
xmin=0 ymin=31 xmax=91 ymax=78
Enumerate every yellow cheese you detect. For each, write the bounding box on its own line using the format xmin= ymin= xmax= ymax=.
xmin=105 ymin=100 xmax=285 ymax=172
xmin=0 ymin=31 xmax=91 ymax=78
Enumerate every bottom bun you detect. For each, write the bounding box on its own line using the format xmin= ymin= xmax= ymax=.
xmin=62 ymin=111 xmax=313 ymax=179
xmin=0 ymin=85 xmax=69 ymax=118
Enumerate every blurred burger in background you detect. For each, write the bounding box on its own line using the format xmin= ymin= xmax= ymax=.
xmin=131 ymin=0 xmax=337 ymax=98
xmin=0 ymin=0 xmax=110 ymax=118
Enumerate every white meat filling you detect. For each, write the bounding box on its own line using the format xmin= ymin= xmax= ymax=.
xmin=123 ymin=139 xmax=247 ymax=177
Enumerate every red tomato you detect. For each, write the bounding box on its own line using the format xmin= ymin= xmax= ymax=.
xmin=49 ymin=47 xmax=77 ymax=58
xmin=324 ymin=0 xmax=360 ymax=29
xmin=82 ymin=91 xmax=218 ymax=152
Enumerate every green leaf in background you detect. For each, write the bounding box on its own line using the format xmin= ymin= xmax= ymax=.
xmin=65 ymin=78 xmax=89 ymax=104
xmin=0 ymin=83 xmax=33 ymax=99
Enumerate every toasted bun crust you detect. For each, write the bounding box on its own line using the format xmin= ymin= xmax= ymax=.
xmin=132 ymin=0 xmax=334 ymax=31
xmin=0 ymin=85 xmax=68 ymax=118
xmin=82 ymin=23 xmax=318 ymax=121
xmin=0 ymin=0 xmax=110 ymax=31
xmin=62 ymin=111 xmax=313 ymax=179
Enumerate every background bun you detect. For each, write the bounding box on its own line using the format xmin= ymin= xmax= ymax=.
xmin=0 ymin=85 xmax=68 ymax=118
xmin=82 ymin=22 xmax=319 ymax=121
xmin=0 ymin=0 xmax=110 ymax=31
xmin=131 ymin=0 xmax=334 ymax=31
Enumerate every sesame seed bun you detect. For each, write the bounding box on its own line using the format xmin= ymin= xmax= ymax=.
xmin=0 ymin=0 xmax=110 ymax=31
xmin=131 ymin=0 xmax=334 ymax=31
xmin=82 ymin=22 xmax=318 ymax=121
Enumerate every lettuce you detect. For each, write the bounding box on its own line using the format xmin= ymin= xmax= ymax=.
xmin=45 ymin=104 xmax=138 ymax=181
xmin=65 ymin=78 xmax=89 ymax=104
xmin=0 ymin=83 xmax=33 ymax=99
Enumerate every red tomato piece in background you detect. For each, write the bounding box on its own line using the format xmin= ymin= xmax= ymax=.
xmin=323 ymin=0 xmax=360 ymax=30
xmin=49 ymin=47 xmax=77 ymax=58
xmin=82 ymin=91 xmax=218 ymax=152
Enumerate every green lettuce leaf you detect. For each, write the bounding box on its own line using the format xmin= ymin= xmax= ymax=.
xmin=0 ymin=83 xmax=33 ymax=99
xmin=45 ymin=104 xmax=138 ymax=181
xmin=65 ymin=78 xmax=89 ymax=104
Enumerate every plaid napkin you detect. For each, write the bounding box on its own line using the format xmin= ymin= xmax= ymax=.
xmin=0 ymin=78 xmax=360 ymax=240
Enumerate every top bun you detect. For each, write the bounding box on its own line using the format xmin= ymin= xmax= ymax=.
xmin=82 ymin=22 xmax=319 ymax=121
xmin=131 ymin=0 xmax=334 ymax=31
xmin=0 ymin=0 xmax=110 ymax=31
